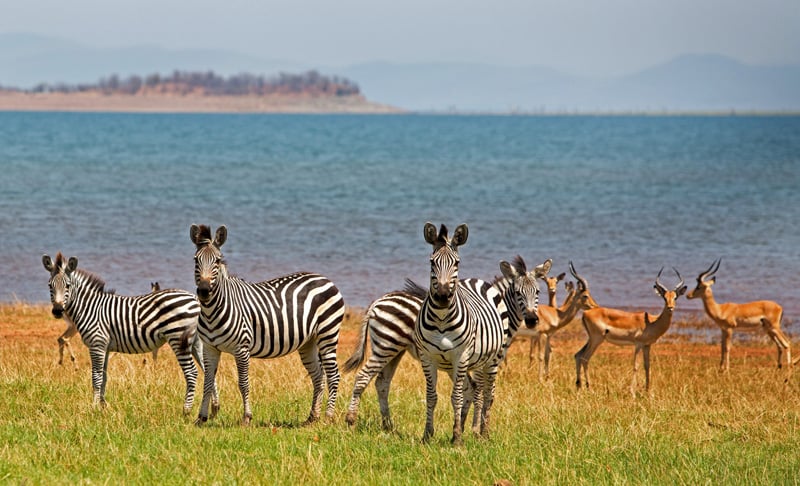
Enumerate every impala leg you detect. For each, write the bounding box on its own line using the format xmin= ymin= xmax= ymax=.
xmin=720 ymin=328 xmax=733 ymax=373
xmin=543 ymin=335 xmax=553 ymax=380
xmin=528 ymin=334 xmax=538 ymax=368
xmin=631 ymin=345 xmax=642 ymax=396
xmin=643 ymin=345 xmax=652 ymax=393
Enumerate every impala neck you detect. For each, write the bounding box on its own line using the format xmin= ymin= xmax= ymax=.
xmin=556 ymin=290 xmax=580 ymax=323
xmin=696 ymin=287 xmax=723 ymax=320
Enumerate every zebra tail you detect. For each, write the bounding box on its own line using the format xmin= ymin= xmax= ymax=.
xmin=179 ymin=326 xmax=195 ymax=354
xmin=342 ymin=306 xmax=372 ymax=373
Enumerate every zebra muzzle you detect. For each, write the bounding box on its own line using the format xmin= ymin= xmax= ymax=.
xmin=51 ymin=304 xmax=64 ymax=319
xmin=524 ymin=315 xmax=539 ymax=329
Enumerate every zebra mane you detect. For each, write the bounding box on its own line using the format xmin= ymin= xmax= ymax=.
xmin=194 ymin=224 xmax=213 ymax=245
xmin=402 ymin=278 xmax=428 ymax=299
xmin=512 ymin=255 xmax=527 ymax=273
xmin=75 ymin=268 xmax=112 ymax=294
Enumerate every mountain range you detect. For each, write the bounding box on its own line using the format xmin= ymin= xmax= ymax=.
xmin=2 ymin=32 xmax=799 ymax=112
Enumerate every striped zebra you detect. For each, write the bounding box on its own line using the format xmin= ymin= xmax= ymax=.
xmin=189 ymin=224 xmax=345 ymax=426
xmin=412 ymin=222 xmax=510 ymax=445
xmin=344 ymin=256 xmax=547 ymax=430
xmin=42 ymin=253 xmax=207 ymax=414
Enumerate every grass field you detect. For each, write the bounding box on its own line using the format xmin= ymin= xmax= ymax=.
xmin=1 ymin=303 xmax=799 ymax=484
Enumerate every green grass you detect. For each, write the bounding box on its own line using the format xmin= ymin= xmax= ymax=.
xmin=1 ymin=304 xmax=799 ymax=484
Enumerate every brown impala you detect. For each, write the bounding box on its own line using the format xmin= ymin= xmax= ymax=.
xmin=687 ymin=258 xmax=791 ymax=372
xmin=575 ymin=268 xmax=686 ymax=395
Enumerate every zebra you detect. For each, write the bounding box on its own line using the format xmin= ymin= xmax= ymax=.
xmin=344 ymin=255 xmax=548 ymax=431
xmin=189 ymin=224 xmax=345 ymax=426
xmin=412 ymin=222 xmax=510 ymax=445
xmin=42 ymin=253 xmax=207 ymax=414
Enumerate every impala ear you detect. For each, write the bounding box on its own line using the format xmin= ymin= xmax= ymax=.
xmin=452 ymin=223 xmax=469 ymax=247
xmin=677 ymin=285 xmax=688 ymax=296
xmin=214 ymin=225 xmax=227 ymax=247
xmin=533 ymin=259 xmax=552 ymax=279
xmin=653 ymin=284 xmax=663 ymax=296
xmin=557 ymin=272 xmax=566 ymax=282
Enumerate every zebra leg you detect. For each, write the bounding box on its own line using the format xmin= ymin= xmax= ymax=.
xmin=421 ymin=359 xmax=438 ymax=443
xmin=450 ymin=367 xmax=468 ymax=446
xmin=196 ymin=345 xmax=221 ymax=425
xmin=318 ymin=340 xmax=340 ymax=421
xmin=89 ymin=346 xmax=108 ymax=407
xmin=298 ymin=341 xmax=326 ymax=425
xmin=191 ymin=338 xmax=219 ymax=417
xmin=479 ymin=367 xmax=498 ymax=439
xmin=462 ymin=373 xmax=481 ymax=435
xmin=374 ymin=352 xmax=405 ymax=431
xmin=168 ymin=340 xmax=199 ymax=415
xmin=234 ymin=346 xmax=253 ymax=426
xmin=346 ymin=348 xmax=404 ymax=428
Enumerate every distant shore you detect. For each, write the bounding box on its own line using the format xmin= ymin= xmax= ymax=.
xmin=0 ymin=91 xmax=403 ymax=114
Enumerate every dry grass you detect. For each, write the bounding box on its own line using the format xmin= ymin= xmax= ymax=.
xmin=1 ymin=303 xmax=799 ymax=484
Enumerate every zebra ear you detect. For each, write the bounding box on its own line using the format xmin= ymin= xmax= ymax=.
xmin=66 ymin=256 xmax=78 ymax=274
xmin=189 ymin=224 xmax=203 ymax=245
xmin=214 ymin=226 xmax=227 ymax=247
xmin=423 ymin=222 xmax=438 ymax=245
xmin=452 ymin=223 xmax=469 ymax=247
xmin=42 ymin=254 xmax=54 ymax=272
xmin=499 ymin=261 xmax=518 ymax=280
xmin=533 ymin=259 xmax=553 ymax=279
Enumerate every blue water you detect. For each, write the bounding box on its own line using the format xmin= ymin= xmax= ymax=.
xmin=2 ymin=112 xmax=799 ymax=321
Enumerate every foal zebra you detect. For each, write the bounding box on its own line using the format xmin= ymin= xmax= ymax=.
xmin=413 ymin=222 xmax=510 ymax=445
xmin=42 ymin=253 xmax=205 ymax=413
xmin=344 ymin=255 xmax=547 ymax=430
xmin=190 ymin=224 xmax=345 ymax=426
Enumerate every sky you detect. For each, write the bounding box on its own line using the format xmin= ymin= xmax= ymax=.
xmin=3 ymin=0 xmax=800 ymax=77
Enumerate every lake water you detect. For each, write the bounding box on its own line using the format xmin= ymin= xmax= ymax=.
xmin=2 ymin=112 xmax=799 ymax=323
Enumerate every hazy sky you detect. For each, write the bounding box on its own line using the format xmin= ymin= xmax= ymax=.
xmin=4 ymin=0 xmax=799 ymax=76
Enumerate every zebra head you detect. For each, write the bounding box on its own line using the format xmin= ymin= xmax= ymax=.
xmin=499 ymin=256 xmax=548 ymax=329
xmin=42 ymin=252 xmax=78 ymax=319
xmin=189 ymin=224 xmax=227 ymax=304
xmin=423 ymin=222 xmax=468 ymax=306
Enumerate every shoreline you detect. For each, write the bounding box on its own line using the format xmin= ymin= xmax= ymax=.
xmin=0 ymin=91 xmax=403 ymax=114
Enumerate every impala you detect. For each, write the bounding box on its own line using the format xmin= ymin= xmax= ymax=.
xmin=686 ymin=258 xmax=790 ymax=372
xmin=542 ymin=269 xmax=566 ymax=307
xmin=575 ymin=268 xmax=686 ymax=395
xmin=517 ymin=262 xmax=599 ymax=380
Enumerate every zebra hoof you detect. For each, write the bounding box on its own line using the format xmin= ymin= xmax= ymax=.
xmin=242 ymin=414 xmax=252 ymax=426
xmin=210 ymin=402 xmax=220 ymax=420
xmin=345 ymin=412 xmax=356 ymax=427
xmin=194 ymin=416 xmax=208 ymax=426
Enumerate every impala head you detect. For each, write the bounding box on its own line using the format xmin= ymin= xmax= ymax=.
xmin=423 ymin=222 xmax=468 ymax=306
xmin=686 ymin=258 xmax=720 ymax=300
xmin=189 ymin=224 xmax=227 ymax=304
xmin=540 ymin=269 xmax=565 ymax=304
xmin=500 ymin=256 xmax=548 ymax=329
xmin=42 ymin=252 xmax=78 ymax=319
xmin=569 ymin=261 xmax=600 ymax=310
xmin=654 ymin=267 xmax=687 ymax=311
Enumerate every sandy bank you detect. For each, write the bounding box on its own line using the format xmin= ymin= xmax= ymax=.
xmin=0 ymin=91 xmax=403 ymax=114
